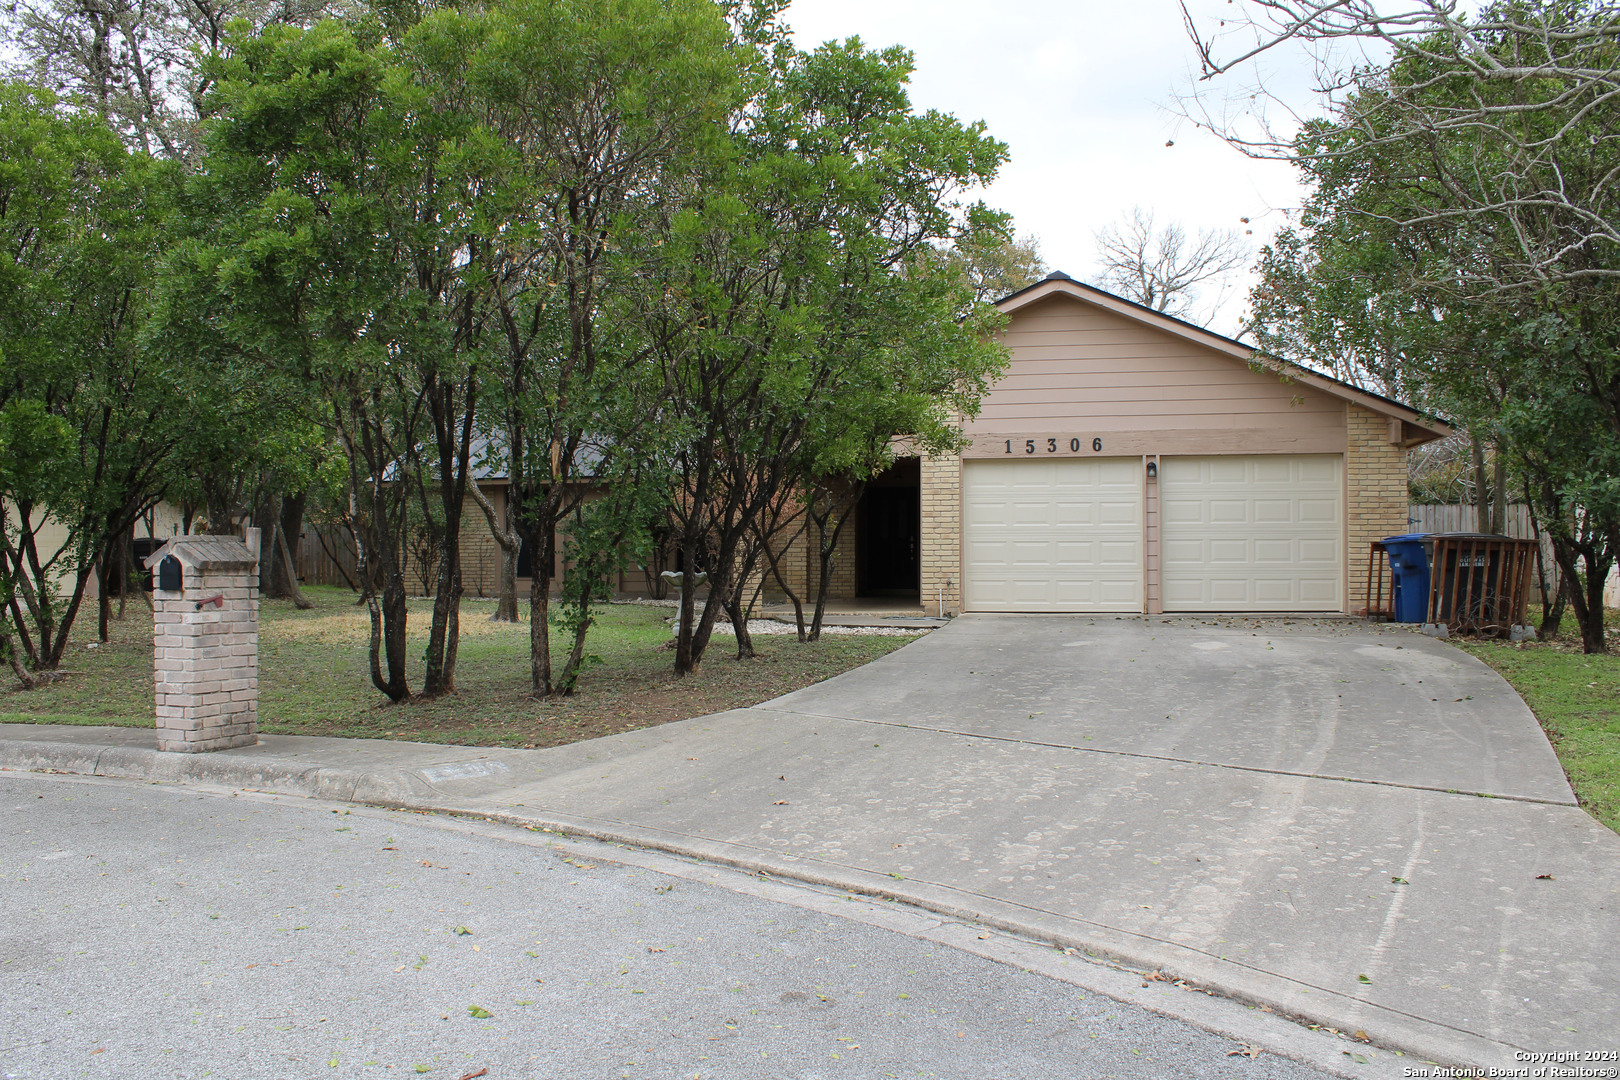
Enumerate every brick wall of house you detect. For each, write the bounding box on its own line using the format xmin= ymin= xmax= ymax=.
xmin=1346 ymin=403 xmax=1411 ymax=613
xmin=460 ymin=487 xmax=501 ymax=598
xmin=919 ymin=453 xmax=962 ymax=614
xmin=764 ymin=524 xmax=810 ymax=600
xmin=820 ymin=509 xmax=858 ymax=600
xmin=760 ymin=498 xmax=863 ymax=604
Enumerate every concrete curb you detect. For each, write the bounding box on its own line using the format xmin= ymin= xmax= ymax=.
xmin=0 ymin=737 xmax=418 ymax=806
xmin=1 ymin=734 xmax=1506 ymax=1070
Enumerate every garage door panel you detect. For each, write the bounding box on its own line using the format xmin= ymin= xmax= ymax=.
xmin=1298 ymin=499 xmax=1339 ymax=524
xmin=964 ymin=459 xmax=1142 ymax=612
xmin=1253 ymin=539 xmax=1295 ymax=563
xmin=1254 ymin=580 xmax=1299 ymax=603
xmin=1252 ymin=458 xmax=1296 ymax=482
xmin=1300 ymin=580 xmax=1340 ymax=603
xmin=1298 ymin=538 xmax=1339 ymax=562
xmin=1098 ymin=501 xmax=1140 ymax=526
xmin=1297 ymin=457 xmax=1340 ymax=483
xmin=1253 ymin=500 xmax=1295 ymax=524
xmin=1161 ymin=455 xmax=1343 ymax=612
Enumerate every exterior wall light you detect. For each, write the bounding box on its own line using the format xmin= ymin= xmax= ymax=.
xmin=1146 ymin=461 xmax=1158 ymax=479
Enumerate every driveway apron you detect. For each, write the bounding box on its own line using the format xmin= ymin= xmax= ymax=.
xmin=482 ymin=616 xmax=1619 ymax=1068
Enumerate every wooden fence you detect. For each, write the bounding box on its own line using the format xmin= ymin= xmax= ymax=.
xmin=1406 ymin=502 xmax=1536 ymax=538
xmin=295 ymin=524 xmax=365 ymax=590
xmin=1406 ymin=503 xmax=1559 ymax=600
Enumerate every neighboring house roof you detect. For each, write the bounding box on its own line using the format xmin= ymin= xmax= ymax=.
xmin=995 ymin=271 xmax=1453 ymax=447
xmin=466 ymin=432 xmax=608 ymax=484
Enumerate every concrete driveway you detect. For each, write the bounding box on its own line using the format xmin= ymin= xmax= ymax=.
xmin=478 ymin=615 xmax=1620 ymax=1068
xmin=771 ymin=615 xmax=1574 ymax=801
xmin=6 ymin=616 xmax=1616 ymax=1069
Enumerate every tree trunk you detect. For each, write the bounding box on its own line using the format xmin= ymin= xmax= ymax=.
xmin=360 ymin=492 xmax=412 ymax=702
xmin=529 ymin=529 xmax=554 ymax=696
xmin=759 ymin=524 xmax=808 ymax=642
xmin=280 ymin=493 xmax=308 ymax=590
xmin=96 ymin=555 xmax=111 ymax=644
xmin=422 ymin=521 xmax=463 ymax=696
xmin=674 ymin=558 xmax=700 ymax=676
xmin=1526 ymin=498 xmax=1564 ymax=636
xmin=276 ymin=519 xmax=314 ymax=610
xmin=116 ymin=531 xmax=132 ymax=620
xmin=1545 ymin=570 xmax=1570 ymax=639
xmin=1471 ymin=436 xmax=1492 ymax=534
xmin=0 ymin=619 xmax=35 ymax=689
xmin=468 ymin=481 xmax=520 ymax=623
xmin=807 ymin=482 xmax=862 ymax=641
xmin=1490 ymin=451 xmax=1507 ymax=539
xmin=378 ymin=566 xmax=411 ymax=699
xmin=728 ymin=595 xmax=754 ymax=659
xmin=259 ymin=494 xmax=286 ymax=598
xmin=339 ymin=395 xmax=413 ymax=701
xmin=1550 ymin=538 xmax=1611 ymax=655
xmin=675 ymin=518 xmax=741 ymax=675
xmin=421 ymin=374 xmax=477 ymax=697
xmin=556 ymin=576 xmax=599 ymax=696
xmin=725 ymin=553 xmax=758 ymax=661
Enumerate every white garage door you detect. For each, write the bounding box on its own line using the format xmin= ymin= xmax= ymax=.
xmin=962 ymin=458 xmax=1143 ymax=612
xmin=1160 ymin=455 xmax=1343 ymax=612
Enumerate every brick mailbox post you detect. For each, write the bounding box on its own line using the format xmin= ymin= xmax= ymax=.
xmin=141 ymin=530 xmax=261 ymax=753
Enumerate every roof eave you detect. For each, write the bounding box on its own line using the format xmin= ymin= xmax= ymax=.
xmin=994 ymin=276 xmax=1453 ymax=445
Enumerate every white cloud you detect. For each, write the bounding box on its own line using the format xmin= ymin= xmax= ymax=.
xmin=784 ymin=0 xmax=1322 ymax=335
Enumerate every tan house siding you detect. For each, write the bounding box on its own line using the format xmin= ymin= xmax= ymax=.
xmin=970 ymin=296 xmax=1344 ymax=440
xmin=1346 ymin=402 xmax=1412 ymax=612
xmin=5 ymin=505 xmax=80 ymax=598
xmin=920 ymin=452 xmax=962 ymax=614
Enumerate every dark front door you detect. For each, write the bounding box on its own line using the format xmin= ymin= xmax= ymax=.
xmin=860 ymin=486 xmax=919 ymax=594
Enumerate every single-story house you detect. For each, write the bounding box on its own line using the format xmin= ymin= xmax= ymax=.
xmin=772 ymin=271 xmax=1450 ymax=615
xmin=248 ymin=269 xmax=1454 ymax=613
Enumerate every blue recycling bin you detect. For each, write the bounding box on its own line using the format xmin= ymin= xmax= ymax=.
xmin=1382 ymin=533 xmax=1433 ymax=623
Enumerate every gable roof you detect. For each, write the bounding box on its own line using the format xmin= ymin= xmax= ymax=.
xmin=996 ymin=272 xmax=1452 ymax=447
xmin=142 ymin=534 xmax=258 ymax=572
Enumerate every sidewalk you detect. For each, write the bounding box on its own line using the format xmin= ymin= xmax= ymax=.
xmin=5 ymin=630 xmax=1619 ymax=1075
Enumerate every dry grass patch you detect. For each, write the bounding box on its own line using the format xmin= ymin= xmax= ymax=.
xmin=0 ymin=586 xmax=922 ymax=747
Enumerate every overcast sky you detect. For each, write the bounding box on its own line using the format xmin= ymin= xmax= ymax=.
xmin=784 ymin=0 xmax=1320 ymax=336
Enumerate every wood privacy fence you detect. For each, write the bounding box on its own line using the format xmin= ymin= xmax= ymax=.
xmin=1407 ymin=502 xmax=1536 ymax=538
xmin=295 ymin=525 xmax=364 ymax=590
xmin=1406 ymin=503 xmax=1559 ymax=600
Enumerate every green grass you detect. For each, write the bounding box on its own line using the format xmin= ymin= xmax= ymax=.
xmin=1 ymin=585 xmax=921 ymax=748
xmin=1456 ymin=611 xmax=1620 ymax=833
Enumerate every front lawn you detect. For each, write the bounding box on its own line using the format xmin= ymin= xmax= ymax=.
xmin=1456 ymin=610 xmax=1620 ymax=834
xmin=0 ymin=586 xmax=922 ymax=748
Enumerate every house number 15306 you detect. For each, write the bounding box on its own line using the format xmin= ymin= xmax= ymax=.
xmin=1005 ymin=437 xmax=1103 ymax=454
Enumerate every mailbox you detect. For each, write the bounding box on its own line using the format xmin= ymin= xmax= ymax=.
xmin=158 ymin=555 xmax=182 ymax=592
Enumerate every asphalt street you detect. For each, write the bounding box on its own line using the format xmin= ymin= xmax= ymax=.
xmin=0 ymin=773 xmax=1346 ymax=1080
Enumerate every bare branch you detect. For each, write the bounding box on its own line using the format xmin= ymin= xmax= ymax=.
xmin=1093 ymin=207 xmax=1250 ymax=323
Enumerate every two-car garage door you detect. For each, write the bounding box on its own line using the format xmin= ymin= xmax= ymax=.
xmin=962 ymin=455 xmax=1343 ymax=613
xmin=962 ymin=458 xmax=1143 ymax=612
